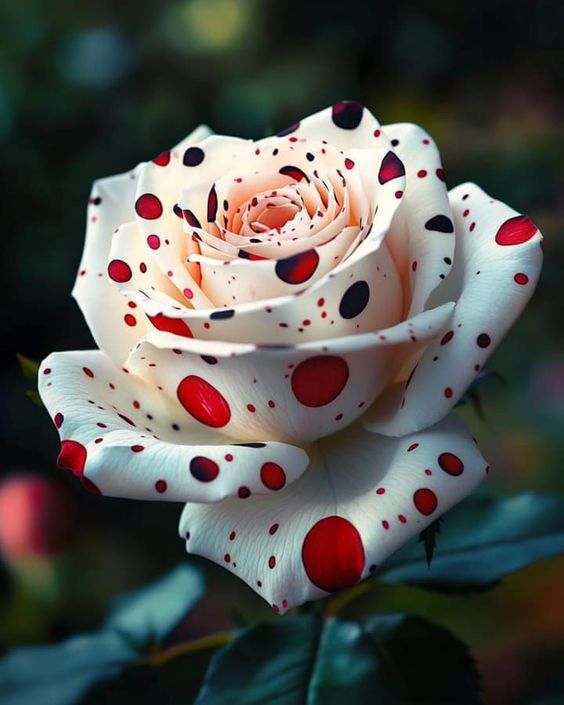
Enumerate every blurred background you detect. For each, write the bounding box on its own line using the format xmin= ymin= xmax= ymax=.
xmin=1 ymin=0 xmax=563 ymax=702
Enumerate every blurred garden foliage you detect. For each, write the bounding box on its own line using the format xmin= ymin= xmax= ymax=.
xmin=1 ymin=0 xmax=563 ymax=703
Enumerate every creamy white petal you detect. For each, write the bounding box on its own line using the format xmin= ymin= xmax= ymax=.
xmin=179 ymin=413 xmax=487 ymax=613
xmin=127 ymin=303 xmax=454 ymax=443
xmin=364 ymin=183 xmax=543 ymax=436
xmin=38 ymin=351 xmax=309 ymax=501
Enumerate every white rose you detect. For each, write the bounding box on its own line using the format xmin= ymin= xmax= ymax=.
xmin=39 ymin=102 xmax=543 ymax=612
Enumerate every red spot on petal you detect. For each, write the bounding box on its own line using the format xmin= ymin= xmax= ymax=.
xmin=260 ymin=462 xmax=286 ymax=491
xmin=155 ymin=479 xmax=167 ymax=493
xmin=440 ymin=331 xmax=454 ymax=346
xmin=495 ymin=215 xmax=538 ymax=246
xmin=514 ymin=272 xmax=529 ymax=285
xmin=153 ymin=151 xmax=170 ymax=166
xmin=54 ymin=412 xmax=64 ymax=429
xmin=147 ymin=234 xmax=161 ymax=250
xmin=57 ymin=440 xmax=87 ymax=476
xmin=378 ymin=151 xmax=405 ymax=185
xmin=135 ymin=193 xmax=163 ymax=220
xmin=148 ymin=314 xmax=193 ymax=338
xmin=275 ymin=249 xmax=319 ymax=284
xmin=438 ymin=452 xmax=464 ymax=476
xmin=107 ymin=260 xmax=132 ymax=283
xmin=291 ymin=356 xmax=349 ymax=407
xmin=177 ymin=376 xmax=231 ymax=428
xmin=413 ymin=488 xmax=438 ymax=515
xmin=302 ymin=516 xmax=365 ymax=592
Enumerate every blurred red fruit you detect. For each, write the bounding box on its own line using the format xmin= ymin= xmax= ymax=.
xmin=0 ymin=475 xmax=74 ymax=560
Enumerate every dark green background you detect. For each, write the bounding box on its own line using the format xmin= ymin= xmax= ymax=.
xmin=1 ymin=1 xmax=563 ymax=703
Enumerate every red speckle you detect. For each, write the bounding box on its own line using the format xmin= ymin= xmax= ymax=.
xmin=514 ymin=272 xmax=529 ymax=285
xmin=495 ymin=215 xmax=538 ymax=246
xmin=291 ymin=356 xmax=349 ymax=407
xmin=238 ymin=486 xmax=251 ymax=499
xmin=440 ymin=331 xmax=454 ymax=346
xmin=268 ymin=555 xmax=276 ymax=569
xmin=444 ymin=387 xmax=453 ymax=398
xmin=376 ymin=487 xmax=385 ymax=495
xmin=177 ymin=376 xmax=231 ymax=428
xmin=183 ymin=288 xmax=194 ymax=299
xmin=108 ymin=260 xmax=132 ymax=283
xmin=269 ymin=523 xmax=279 ymax=535
xmin=413 ymin=488 xmax=438 ymax=515
xmin=54 ymin=412 xmax=64 ymax=429
xmin=124 ymin=314 xmax=137 ymax=327
xmin=155 ymin=479 xmax=167 ymax=493
xmin=247 ymin=404 xmax=256 ymax=413
xmin=225 ymin=453 xmax=233 ymax=462
xmin=147 ymin=234 xmax=161 ymax=250
xmin=260 ymin=463 xmax=286 ymax=491
xmin=436 ymin=168 xmax=445 ymax=182
xmin=131 ymin=444 xmax=144 ymax=452
xmin=407 ymin=443 xmax=419 ymax=452
xmin=83 ymin=367 xmax=94 ymax=378
xmin=57 ymin=440 xmax=87 ymax=476
xmin=344 ymin=158 xmax=355 ymax=170
xmin=438 ymin=452 xmax=464 ymax=476
xmin=417 ymin=169 xmax=427 ymax=178
xmin=148 ymin=314 xmax=193 ymax=338
xmin=135 ymin=193 xmax=163 ymax=220
xmin=301 ymin=516 xmax=365 ymax=592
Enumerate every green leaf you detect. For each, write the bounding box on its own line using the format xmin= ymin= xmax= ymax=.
xmin=418 ymin=517 xmax=442 ymax=567
xmin=378 ymin=492 xmax=564 ymax=591
xmin=16 ymin=353 xmax=40 ymax=383
xmin=0 ymin=564 xmax=204 ymax=705
xmin=195 ymin=613 xmax=482 ymax=705
xmin=105 ymin=564 xmax=205 ymax=647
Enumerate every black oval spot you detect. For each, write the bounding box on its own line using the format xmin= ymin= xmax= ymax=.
xmin=476 ymin=333 xmax=491 ymax=348
xmin=201 ymin=355 xmax=218 ymax=364
xmin=279 ymin=165 xmax=309 ymax=182
xmin=183 ymin=147 xmax=205 ymax=167
xmin=331 ymin=101 xmax=364 ymax=129
xmin=277 ymin=122 xmax=300 ymax=137
xmin=190 ymin=456 xmax=219 ymax=482
xmin=339 ymin=281 xmax=370 ymax=319
xmin=233 ymin=442 xmax=266 ymax=448
xmin=210 ymin=309 xmax=235 ymax=320
xmin=424 ymin=215 xmax=454 ymax=233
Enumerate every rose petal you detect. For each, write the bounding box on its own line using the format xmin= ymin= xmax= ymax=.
xmin=364 ymin=183 xmax=543 ymax=436
xmin=127 ymin=303 xmax=454 ymax=443
xmin=382 ymin=123 xmax=456 ymax=317
xmin=178 ymin=413 xmax=487 ymax=612
xmin=38 ymin=351 xmax=308 ymax=501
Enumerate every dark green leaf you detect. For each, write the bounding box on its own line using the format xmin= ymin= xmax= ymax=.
xmin=105 ymin=564 xmax=205 ymax=647
xmin=379 ymin=493 xmax=564 ymax=591
xmin=0 ymin=632 xmax=134 ymax=705
xmin=195 ymin=613 xmax=482 ymax=705
xmin=0 ymin=564 xmax=204 ymax=705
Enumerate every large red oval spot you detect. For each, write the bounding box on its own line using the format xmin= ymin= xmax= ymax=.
xmin=177 ymin=376 xmax=231 ymax=428
xmin=495 ymin=215 xmax=537 ymax=246
xmin=302 ymin=516 xmax=365 ymax=592
xmin=291 ymin=356 xmax=349 ymax=407
xmin=135 ymin=193 xmax=163 ymax=220
xmin=107 ymin=259 xmax=132 ymax=283
xmin=438 ymin=452 xmax=464 ymax=476
xmin=413 ymin=488 xmax=438 ymax=515
xmin=148 ymin=314 xmax=193 ymax=338
xmin=275 ymin=249 xmax=319 ymax=285
xmin=260 ymin=462 xmax=286 ymax=491
xmin=57 ymin=440 xmax=87 ymax=476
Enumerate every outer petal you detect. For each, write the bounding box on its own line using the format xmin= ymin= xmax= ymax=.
xmin=382 ymin=123 xmax=455 ymax=317
xmin=38 ymin=351 xmax=309 ymax=502
xmin=364 ymin=183 xmax=543 ymax=436
xmin=127 ymin=303 xmax=454 ymax=443
xmin=72 ymin=125 xmax=212 ymax=365
xmin=178 ymin=413 xmax=488 ymax=613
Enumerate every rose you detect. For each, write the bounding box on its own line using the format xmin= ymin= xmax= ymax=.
xmin=39 ymin=102 xmax=542 ymax=612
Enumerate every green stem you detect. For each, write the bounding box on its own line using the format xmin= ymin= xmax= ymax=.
xmin=142 ymin=629 xmax=234 ymax=667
